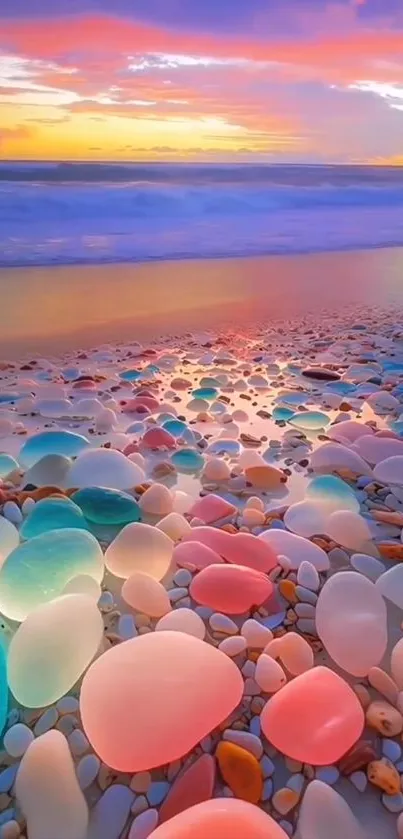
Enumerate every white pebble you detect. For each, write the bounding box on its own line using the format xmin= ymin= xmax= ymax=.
xmin=297 ymin=561 xmax=320 ymax=591
xmin=68 ymin=729 xmax=90 ymax=757
xmin=75 ymin=753 xmax=99 ymax=790
xmin=223 ymin=729 xmax=263 ymax=759
xmin=128 ymin=809 xmax=158 ymax=839
xmin=255 ymin=654 xmax=287 ymax=693
xmin=34 ymin=707 xmax=58 ymax=736
xmin=209 ymin=613 xmax=238 ymax=634
xmin=0 ymin=821 xmax=20 ymax=839
xmin=241 ymin=619 xmax=273 ymax=648
xmin=21 ymin=498 xmax=35 ymax=517
xmin=3 ymin=502 xmax=22 ymax=526
xmin=278 ymin=555 xmax=292 ymax=572
xmin=4 ymin=724 xmax=33 ymax=758
xmin=218 ymin=636 xmax=247 ymax=657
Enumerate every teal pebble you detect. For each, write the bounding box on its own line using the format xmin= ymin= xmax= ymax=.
xmin=20 ymin=430 xmax=89 ymax=467
xmin=171 ymin=449 xmax=204 ymax=472
xmin=71 ymin=487 xmax=141 ymax=526
xmin=20 ymin=497 xmax=90 ymax=540
xmin=0 ymin=454 xmax=19 ymax=478
xmin=192 ymin=388 xmax=218 ymax=400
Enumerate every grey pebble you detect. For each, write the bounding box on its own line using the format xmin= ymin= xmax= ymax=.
xmin=168 ymin=587 xmax=188 ymax=603
xmin=34 ymin=707 xmax=58 ymax=736
xmin=88 ymin=785 xmax=135 ymax=839
xmin=296 ymin=618 xmax=317 ymax=636
xmin=328 ymin=548 xmax=350 ymax=569
xmin=382 ymin=792 xmax=403 ymax=813
xmin=349 ymin=771 xmax=368 ymax=792
xmin=287 ymin=773 xmax=305 ymax=793
xmin=173 ymin=568 xmax=192 ymax=587
xmin=295 ymin=603 xmax=316 ymax=619
xmin=0 ymin=764 xmax=19 ymax=794
xmin=260 ymin=756 xmax=275 ymax=778
xmin=262 ymin=778 xmax=273 ymax=801
xmin=195 ymin=606 xmax=213 ymax=620
xmin=295 ymin=586 xmax=318 ymax=605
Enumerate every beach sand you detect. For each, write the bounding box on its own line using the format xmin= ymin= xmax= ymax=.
xmin=1 ymin=247 xmax=403 ymax=357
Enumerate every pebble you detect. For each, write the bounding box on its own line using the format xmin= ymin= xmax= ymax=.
xmin=147 ymin=782 xmax=170 ymax=806
xmin=315 ymin=766 xmax=340 ymax=785
xmin=382 ymin=739 xmax=402 ymax=763
xmin=0 ymin=766 xmax=18 ymax=795
xmin=218 ymin=636 xmax=247 ymax=657
xmin=33 ymin=707 xmax=59 ymax=737
xmin=68 ymin=729 xmax=90 ymax=757
xmin=260 ymin=756 xmax=275 ymax=778
xmin=88 ymin=785 xmax=135 ymax=839
xmin=209 ymin=614 xmax=238 ymax=635
xmin=131 ymin=796 xmax=148 ymax=817
xmin=241 ymin=619 xmax=273 ymax=648
xmin=367 ymin=759 xmax=401 ymax=795
xmin=130 ymin=772 xmax=152 ymax=794
xmin=261 ymin=778 xmax=273 ymax=801
xmin=128 ymin=809 xmax=158 ymax=839
xmin=215 ymin=742 xmax=263 ymax=804
xmin=76 ymin=754 xmax=100 ymax=790
xmin=349 ymin=771 xmax=368 ymax=792
xmin=296 ymin=618 xmax=317 ymax=635
xmin=272 ymin=788 xmax=300 ymax=815
xmin=366 ymin=700 xmax=403 ymax=736
xmin=3 ymin=503 xmax=22 ymax=526
xmin=295 ymin=586 xmax=318 ymax=605
xmin=3 ymin=725 xmax=33 ymax=759
xmin=382 ymin=792 xmax=403 ymax=813
xmin=56 ymin=696 xmax=79 ymax=715
xmin=0 ymin=822 xmax=20 ymax=839
xmin=297 ymin=561 xmax=320 ymax=591
xmin=168 ymin=587 xmax=188 ymax=604
xmin=173 ymin=569 xmax=192 ymax=587
xmin=223 ymin=730 xmax=263 ymax=760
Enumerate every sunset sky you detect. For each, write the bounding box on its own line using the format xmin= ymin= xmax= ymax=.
xmin=0 ymin=0 xmax=402 ymax=162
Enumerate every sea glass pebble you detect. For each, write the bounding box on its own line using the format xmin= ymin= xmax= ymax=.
xmin=105 ymin=523 xmax=173 ymax=580
xmin=19 ymin=430 xmax=89 ymax=468
xmin=15 ymin=730 xmax=89 ymax=839
xmin=71 ymin=487 xmax=141 ymax=525
xmin=260 ymin=666 xmax=364 ymax=764
xmin=0 ymin=454 xmax=18 ymax=478
xmin=310 ymin=443 xmax=373 ymax=476
xmin=182 ymin=527 xmax=278 ymax=572
xmin=297 ymin=780 xmax=365 ymax=839
xmin=0 ymin=529 xmax=104 ymax=621
xmin=316 ymin=572 xmax=387 ymax=676
xmin=155 ymin=608 xmax=205 ymax=639
xmin=171 ymin=449 xmax=204 ymax=472
xmin=306 ymin=475 xmax=360 ymax=513
xmin=259 ymin=530 xmax=329 ymax=571
xmin=122 ymin=572 xmax=171 ymax=618
xmin=20 ymin=497 xmax=89 ymax=540
xmin=188 ymin=495 xmax=236 ymax=524
xmin=66 ymin=448 xmax=145 ymax=490
xmin=80 ymin=632 xmax=244 ymax=771
xmin=24 ymin=454 xmax=72 ymax=488
xmin=190 ymin=564 xmax=273 ymax=614
xmin=8 ymin=594 xmax=103 ymax=707
xmin=289 ymin=411 xmax=330 ymax=431
xmin=0 ymin=518 xmax=19 ymax=562
xmin=147 ymin=799 xmax=288 ymax=839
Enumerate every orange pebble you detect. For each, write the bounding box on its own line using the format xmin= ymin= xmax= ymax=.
xmin=216 ymin=742 xmax=263 ymax=804
xmin=32 ymin=486 xmax=67 ymax=501
xmin=278 ymin=580 xmax=298 ymax=604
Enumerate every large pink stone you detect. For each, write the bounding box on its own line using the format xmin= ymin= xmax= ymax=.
xmin=80 ymin=631 xmax=243 ymax=772
xmin=147 ymin=799 xmax=288 ymax=839
xmin=260 ymin=666 xmax=364 ymax=765
xmin=142 ymin=428 xmax=176 ymax=449
xmin=190 ymin=564 xmax=273 ymax=614
xmin=123 ymin=396 xmax=160 ymax=413
xmin=173 ymin=541 xmax=224 ymax=571
xmin=188 ymin=495 xmax=237 ymax=524
xmin=182 ymin=527 xmax=278 ymax=572
xmin=159 ymin=754 xmax=215 ymax=823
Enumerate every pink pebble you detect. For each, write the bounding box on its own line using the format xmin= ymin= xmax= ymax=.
xmin=159 ymin=754 xmax=215 ymax=823
xmin=122 ymin=572 xmax=171 ymax=618
xmin=188 ymin=495 xmax=237 ymax=525
xmin=182 ymin=527 xmax=277 ymax=573
xmin=124 ymin=397 xmax=160 ymax=413
xmin=148 ymin=799 xmax=288 ymax=839
xmin=80 ymin=632 xmax=243 ymax=772
xmin=142 ymin=428 xmax=176 ymax=449
xmin=190 ymin=564 xmax=273 ymax=614
xmin=173 ymin=541 xmax=224 ymax=571
xmin=260 ymin=666 xmax=364 ymax=765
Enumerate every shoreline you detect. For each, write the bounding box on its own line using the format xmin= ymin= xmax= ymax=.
xmin=1 ymin=247 xmax=403 ymax=359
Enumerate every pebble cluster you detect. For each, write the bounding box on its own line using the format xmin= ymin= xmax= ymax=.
xmin=0 ymin=306 xmax=403 ymax=837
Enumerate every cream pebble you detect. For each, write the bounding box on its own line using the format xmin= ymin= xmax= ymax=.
xmin=218 ymin=636 xmax=247 ymax=657
xmin=255 ymin=654 xmax=287 ymax=693
xmin=241 ymin=619 xmax=273 ymax=648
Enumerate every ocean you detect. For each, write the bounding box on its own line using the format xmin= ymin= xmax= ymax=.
xmin=1 ymin=162 xmax=403 ymax=267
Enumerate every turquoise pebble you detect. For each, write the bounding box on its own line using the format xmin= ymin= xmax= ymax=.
xmin=20 ymin=497 xmax=90 ymax=540
xmin=192 ymin=388 xmax=218 ymax=400
xmin=272 ymin=407 xmax=294 ymax=421
xmin=120 ymin=370 xmax=141 ymax=381
xmin=163 ymin=420 xmax=195 ymax=444
xmin=315 ymin=766 xmax=340 ymax=785
xmin=0 ymin=529 xmax=104 ymax=621
xmin=147 ymin=782 xmax=170 ymax=806
xmin=382 ymin=740 xmax=402 ymax=763
xmin=289 ymin=411 xmax=330 ymax=431
xmin=170 ymin=449 xmax=204 ymax=472
xmin=0 ymin=455 xmax=18 ymax=478
xmin=71 ymin=487 xmax=141 ymax=526
xmin=20 ymin=430 xmax=89 ymax=467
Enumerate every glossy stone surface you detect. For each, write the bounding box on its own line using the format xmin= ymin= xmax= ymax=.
xmin=261 ymin=667 xmax=364 ymax=765
xmin=71 ymin=487 xmax=141 ymax=525
xmin=147 ymin=799 xmax=288 ymax=839
xmin=190 ymin=564 xmax=273 ymax=614
xmin=306 ymin=475 xmax=360 ymax=513
xmin=105 ymin=522 xmax=173 ymax=580
xmin=8 ymin=594 xmax=103 ymax=707
xmin=80 ymin=632 xmax=244 ymax=771
xmin=173 ymin=541 xmax=224 ymax=571
xmin=0 ymin=518 xmax=19 ymax=562
xmin=0 ymin=529 xmax=104 ymax=621
xmin=182 ymin=527 xmax=278 ymax=572
xmin=16 ymin=730 xmax=89 ymax=839
xmin=122 ymin=572 xmax=171 ymax=618
xmin=374 ymin=456 xmax=403 ymax=486
xmin=20 ymin=497 xmax=90 ymax=540
xmin=171 ymin=449 xmax=205 ymax=472
xmin=259 ymin=529 xmax=329 ymax=571
xmin=67 ymin=448 xmax=145 ymax=490
xmin=297 ymin=781 xmax=365 ymax=839
xmin=20 ymin=430 xmax=89 ymax=468
xmin=159 ymin=754 xmax=215 ymax=823
xmin=0 ymin=453 xmax=19 ymax=478
xmin=316 ymin=572 xmax=387 ymax=676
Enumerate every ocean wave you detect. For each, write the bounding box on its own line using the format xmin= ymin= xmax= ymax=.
xmin=1 ymin=165 xmax=403 ymax=266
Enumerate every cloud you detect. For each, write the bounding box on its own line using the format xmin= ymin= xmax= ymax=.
xmin=0 ymin=123 xmax=34 ymax=147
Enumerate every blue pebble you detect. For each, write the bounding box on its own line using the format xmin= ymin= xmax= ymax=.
xmin=382 ymin=792 xmax=403 ymax=813
xmin=279 ymin=820 xmax=293 ymax=837
xmin=0 ymin=764 xmax=19 ymax=793
xmin=396 ymin=761 xmax=403 ymax=773
xmin=315 ymin=766 xmax=340 ymax=785
xmin=147 ymin=782 xmax=171 ymax=806
xmin=382 ymin=739 xmax=402 ymax=763
xmin=260 ymin=756 xmax=275 ymax=778
xmin=0 ymin=809 xmax=15 ymax=827
xmin=287 ymin=774 xmax=305 ymax=794
xmin=261 ymin=778 xmax=273 ymax=801
xmin=269 ymin=520 xmax=286 ymax=530
xmin=262 ymin=611 xmax=286 ymax=630
xmin=249 ymin=716 xmax=261 ymax=737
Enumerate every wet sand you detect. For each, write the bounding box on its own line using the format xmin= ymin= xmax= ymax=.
xmin=1 ymin=247 xmax=403 ymax=357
